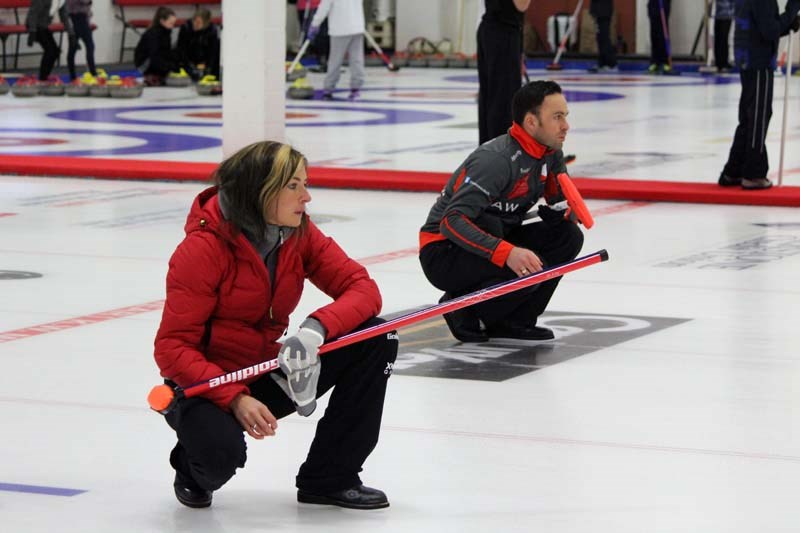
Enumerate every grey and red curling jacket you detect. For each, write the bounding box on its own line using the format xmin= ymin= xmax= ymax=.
xmin=419 ymin=123 xmax=568 ymax=268
xmin=154 ymin=186 xmax=381 ymax=410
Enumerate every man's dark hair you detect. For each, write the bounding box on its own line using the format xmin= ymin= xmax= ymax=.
xmin=512 ymin=81 xmax=563 ymax=125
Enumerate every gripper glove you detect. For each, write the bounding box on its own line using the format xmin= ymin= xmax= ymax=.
xmin=271 ymin=318 xmax=325 ymax=416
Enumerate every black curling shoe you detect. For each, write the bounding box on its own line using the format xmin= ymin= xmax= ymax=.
xmin=174 ymin=472 xmax=212 ymax=509
xmin=440 ymin=292 xmax=488 ymax=343
xmin=487 ymin=324 xmax=555 ymax=341
xmin=297 ymin=484 xmax=390 ymax=509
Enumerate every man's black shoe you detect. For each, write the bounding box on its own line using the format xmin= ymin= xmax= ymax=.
xmin=718 ymin=172 xmax=742 ymax=187
xmin=174 ymin=471 xmax=212 ymax=509
xmin=297 ymin=484 xmax=390 ymax=509
xmin=440 ymin=293 xmax=488 ymax=343
xmin=487 ymin=323 xmax=555 ymax=341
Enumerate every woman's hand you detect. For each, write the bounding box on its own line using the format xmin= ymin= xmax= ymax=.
xmin=230 ymin=393 xmax=278 ymax=440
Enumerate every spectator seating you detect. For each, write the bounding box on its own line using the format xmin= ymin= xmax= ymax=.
xmin=113 ymin=0 xmax=221 ymax=63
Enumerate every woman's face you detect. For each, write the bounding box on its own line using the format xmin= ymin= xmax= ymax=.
xmin=161 ymin=15 xmax=177 ymax=29
xmin=266 ymin=164 xmax=311 ymax=227
xmin=192 ymin=16 xmax=205 ymax=31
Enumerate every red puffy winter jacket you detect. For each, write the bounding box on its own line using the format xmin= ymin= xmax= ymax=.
xmin=154 ymin=186 xmax=382 ymax=410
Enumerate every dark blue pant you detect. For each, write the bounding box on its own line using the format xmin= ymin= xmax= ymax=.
xmin=165 ymin=318 xmax=398 ymax=494
xmin=67 ymin=13 xmax=96 ymax=80
xmin=648 ymin=0 xmax=672 ymax=65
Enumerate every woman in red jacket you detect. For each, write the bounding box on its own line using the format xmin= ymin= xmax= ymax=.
xmin=154 ymin=141 xmax=398 ymax=510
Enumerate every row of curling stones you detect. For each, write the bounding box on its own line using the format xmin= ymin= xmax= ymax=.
xmin=383 ymin=52 xmax=478 ymax=68
xmin=3 ymin=72 xmax=144 ymax=98
xmin=166 ymin=69 xmax=221 ymax=96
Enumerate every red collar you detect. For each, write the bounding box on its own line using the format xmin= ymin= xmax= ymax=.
xmin=509 ymin=122 xmax=552 ymax=159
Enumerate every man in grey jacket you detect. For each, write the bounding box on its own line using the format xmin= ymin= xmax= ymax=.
xmin=419 ymin=81 xmax=584 ymax=343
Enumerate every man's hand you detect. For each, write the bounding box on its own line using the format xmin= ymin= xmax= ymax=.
xmin=306 ymin=25 xmax=320 ymax=42
xmin=271 ymin=321 xmax=324 ymax=416
xmin=537 ymin=204 xmax=565 ymax=226
xmin=506 ymin=246 xmax=543 ymax=277
xmin=791 ymin=15 xmax=800 ymax=33
xmin=230 ymin=394 xmax=278 ymax=440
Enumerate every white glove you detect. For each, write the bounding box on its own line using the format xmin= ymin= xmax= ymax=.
xmin=271 ymin=320 xmax=324 ymax=416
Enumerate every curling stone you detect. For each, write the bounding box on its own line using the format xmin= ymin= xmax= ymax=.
xmin=428 ymin=54 xmax=448 ymax=68
xmin=65 ymin=78 xmax=90 ymax=96
xmin=89 ymin=78 xmax=110 ymax=97
xmin=446 ymin=54 xmax=468 ymax=68
xmin=11 ymin=75 xmax=39 ymax=97
xmin=391 ymin=53 xmax=408 ymax=68
xmin=287 ymin=77 xmax=315 ymax=100
xmin=285 ymin=62 xmax=308 ymax=81
xmin=166 ymin=68 xmax=192 ymax=87
xmin=365 ymin=53 xmax=384 ymax=67
xmin=408 ymin=54 xmax=429 ymax=67
xmin=40 ymin=75 xmax=65 ymax=96
xmin=196 ymin=74 xmax=222 ymax=95
xmin=110 ymin=77 xmax=144 ymax=98
xmin=0 ymin=76 xmax=9 ymax=95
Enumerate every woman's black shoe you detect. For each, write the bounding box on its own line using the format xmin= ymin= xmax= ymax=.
xmin=174 ymin=472 xmax=212 ymax=508
xmin=297 ymin=484 xmax=389 ymax=509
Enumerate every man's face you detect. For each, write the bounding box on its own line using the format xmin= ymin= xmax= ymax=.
xmin=524 ymin=93 xmax=570 ymax=150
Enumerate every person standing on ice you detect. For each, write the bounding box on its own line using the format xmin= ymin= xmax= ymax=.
xmin=307 ymin=0 xmax=366 ymax=100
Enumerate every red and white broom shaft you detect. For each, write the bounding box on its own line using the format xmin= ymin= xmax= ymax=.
xmin=152 ymin=249 xmax=608 ymax=411
xmin=551 ymin=0 xmax=584 ymax=65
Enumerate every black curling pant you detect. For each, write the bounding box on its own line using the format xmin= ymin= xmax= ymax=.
xmin=419 ymin=220 xmax=584 ymax=330
xmin=165 ymin=318 xmax=398 ymax=494
xmin=723 ymin=69 xmax=774 ymax=180
xmin=595 ymin=15 xmax=617 ymax=68
xmin=34 ymin=29 xmax=59 ymax=81
xmin=477 ymin=19 xmax=522 ymax=144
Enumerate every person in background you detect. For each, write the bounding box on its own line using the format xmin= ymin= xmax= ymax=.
xmin=588 ymin=0 xmax=618 ymax=73
xmin=419 ymin=81 xmax=584 ymax=343
xmin=154 ymin=140 xmax=398 ymax=510
xmin=718 ymin=0 xmax=800 ymax=190
xmin=647 ymin=0 xmax=672 ymax=74
xmin=714 ymin=0 xmax=735 ymax=73
xmin=176 ymin=8 xmax=220 ymax=80
xmin=307 ymin=0 xmax=365 ymax=100
xmin=25 ymin=0 xmax=71 ymax=82
xmin=297 ymin=0 xmax=330 ymax=72
xmin=65 ymin=0 xmax=97 ymax=81
xmin=134 ymin=6 xmax=178 ymax=86
xmin=477 ymin=0 xmax=531 ymax=144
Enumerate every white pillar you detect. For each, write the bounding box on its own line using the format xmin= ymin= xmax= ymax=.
xmin=222 ymin=0 xmax=286 ymax=157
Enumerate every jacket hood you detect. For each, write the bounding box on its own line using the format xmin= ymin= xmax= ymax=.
xmin=184 ymin=186 xmax=238 ymax=242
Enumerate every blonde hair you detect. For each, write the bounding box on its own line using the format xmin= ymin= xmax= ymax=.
xmin=214 ymin=141 xmax=308 ymax=235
